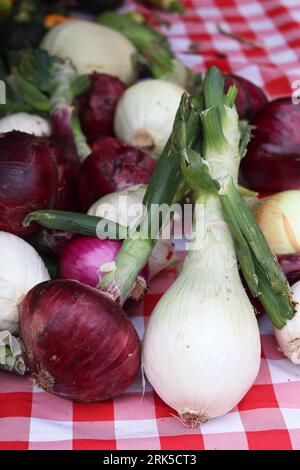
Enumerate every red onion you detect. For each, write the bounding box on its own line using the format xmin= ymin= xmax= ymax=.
xmin=278 ymin=253 xmax=300 ymax=285
xmin=0 ymin=131 xmax=58 ymax=237
xmin=224 ymin=74 xmax=267 ymax=120
xmin=239 ymin=98 xmax=300 ymax=193
xmin=77 ymin=136 xmax=155 ymax=211
xmin=20 ymin=279 xmax=141 ymax=401
xmin=78 ymin=72 xmax=126 ymax=143
xmin=59 ymin=236 xmax=149 ymax=302
xmin=49 ymin=136 xmax=78 ymax=211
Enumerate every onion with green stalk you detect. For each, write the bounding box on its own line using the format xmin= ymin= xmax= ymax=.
xmin=143 ymin=67 xmax=297 ymax=426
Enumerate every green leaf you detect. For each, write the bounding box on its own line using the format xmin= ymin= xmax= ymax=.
xmin=15 ymin=73 xmax=50 ymax=112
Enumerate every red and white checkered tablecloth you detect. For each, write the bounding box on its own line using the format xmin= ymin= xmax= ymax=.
xmin=1 ymin=0 xmax=300 ymax=451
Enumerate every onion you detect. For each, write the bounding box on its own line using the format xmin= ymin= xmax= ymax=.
xmin=252 ymin=191 xmax=300 ymax=255
xmin=0 ymin=131 xmax=58 ymax=237
xmin=224 ymin=74 xmax=267 ymax=120
xmin=0 ymin=113 xmax=51 ymax=137
xmin=77 ymin=136 xmax=155 ymax=211
xmin=114 ymin=79 xmax=185 ymax=158
xmin=239 ymin=98 xmax=300 ymax=193
xmin=41 ymin=21 xmax=138 ymax=85
xmin=59 ymin=236 xmax=149 ymax=303
xmin=77 ymin=72 xmax=126 ymax=143
xmin=0 ymin=232 xmax=50 ymax=333
xmin=20 ymin=279 xmax=141 ymax=401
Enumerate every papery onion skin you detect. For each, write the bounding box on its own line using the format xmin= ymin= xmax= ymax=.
xmin=274 ymin=280 xmax=300 ymax=364
xmin=78 ymin=72 xmax=126 ymax=143
xmin=20 ymin=279 xmax=141 ymax=401
xmin=77 ymin=136 xmax=155 ymax=211
xmin=239 ymin=98 xmax=300 ymax=193
xmin=0 ymin=131 xmax=58 ymax=237
xmin=224 ymin=74 xmax=267 ymax=120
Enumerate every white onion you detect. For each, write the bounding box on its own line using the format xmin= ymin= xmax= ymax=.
xmin=0 ymin=113 xmax=51 ymax=136
xmin=252 ymin=190 xmax=300 ymax=255
xmin=0 ymin=232 xmax=50 ymax=333
xmin=114 ymin=79 xmax=186 ymax=158
xmin=41 ymin=20 xmax=137 ymax=85
xmin=143 ymin=199 xmax=261 ymax=425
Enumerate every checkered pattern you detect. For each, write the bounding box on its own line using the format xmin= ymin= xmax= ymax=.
xmin=1 ymin=0 xmax=300 ymax=451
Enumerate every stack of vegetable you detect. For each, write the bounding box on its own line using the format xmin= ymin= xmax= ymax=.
xmin=1 ymin=7 xmax=300 ymax=428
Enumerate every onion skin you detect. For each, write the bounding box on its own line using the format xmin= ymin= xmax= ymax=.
xmin=278 ymin=253 xmax=300 ymax=285
xmin=0 ymin=131 xmax=58 ymax=238
xmin=78 ymin=72 xmax=126 ymax=143
xmin=77 ymin=136 xmax=155 ymax=211
xmin=60 ymin=236 xmax=122 ymax=287
xmin=224 ymin=74 xmax=267 ymax=120
xmin=59 ymin=236 xmax=149 ymax=304
xmin=239 ymin=98 xmax=300 ymax=193
xmin=20 ymin=279 xmax=141 ymax=402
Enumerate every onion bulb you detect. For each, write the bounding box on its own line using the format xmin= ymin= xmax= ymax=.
xmin=0 ymin=131 xmax=58 ymax=237
xmin=76 ymin=136 xmax=155 ymax=211
xmin=239 ymin=98 xmax=300 ymax=193
xmin=59 ymin=236 xmax=149 ymax=301
xmin=0 ymin=232 xmax=50 ymax=333
xmin=274 ymin=280 xmax=300 ymax=364
xmin=0 ymin=113 xmax=51 ymax=137
xmin=114 ymin=79 xmax=185 ymax=158
xmin=41 ymin=21 xmax=138 ymax=85
xmin=252 ymin=191 xmax=300 ymax=255
xmin=143 ymin=198 xmax=261 ymax=425
xmin=20 ymin=279 xmax=141 ymax=401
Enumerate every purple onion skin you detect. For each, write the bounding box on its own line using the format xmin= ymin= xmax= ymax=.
xmin=59 ymin=236 xmax=149 ymax=306
xmin=278 ymin=253 xmax=300 ymax=285
xmin=20 ymin=279 xmax=141 ymax=402
xmin=77 ymin=136 xmax=156 ymax=211
xmin=0 ymin=131 xmax=58 ymax=238
xmin=224 ymin=74 xmax=267 ymax=120
xmin=78 ymin=72 xmax=126 ymax=143
xmin=239 ymin=98 xmax=300 ymax=193
xmin=60 ymin=236 xmax=122 ymax=287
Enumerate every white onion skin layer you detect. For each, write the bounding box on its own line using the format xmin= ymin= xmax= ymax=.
xmin=0 ymin=232 xmax=50 ymax=333
xmin=274 ymin=280 xmax=300 ymax=364
xmin=143 ymin=198 xmax=261 ymax=426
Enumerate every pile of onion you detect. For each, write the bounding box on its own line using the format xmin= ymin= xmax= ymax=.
xmin=20 ymin=279 xmax=141 ymax=401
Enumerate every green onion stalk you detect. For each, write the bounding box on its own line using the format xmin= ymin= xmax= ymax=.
xmin=97 ymin=11 xmax=201 ymax=93
xmin=178 ymin=66 xmax=296 ymax=330
xmin=7 ymin=49 xmax=91 ymax=164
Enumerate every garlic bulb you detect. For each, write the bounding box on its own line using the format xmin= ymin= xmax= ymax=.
xmin=88 ymin=186 xmax=179 ymax=279
xmin=252 ymin=190 xmax=300 ymax=255
xmin=41 ymin=21 xmax=137 ymax=85
xmin=0 ymin=232 xmax=50 ymax=333
xmin=274 ymin=280 xmax=300 ymax=364
xmin=143 ymin=198 xmax=261 ymax=425
xmin=114 ymin=79 xmax=185 ymax=158
xmin=0 ymin=113 xmax=51 ymax=137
